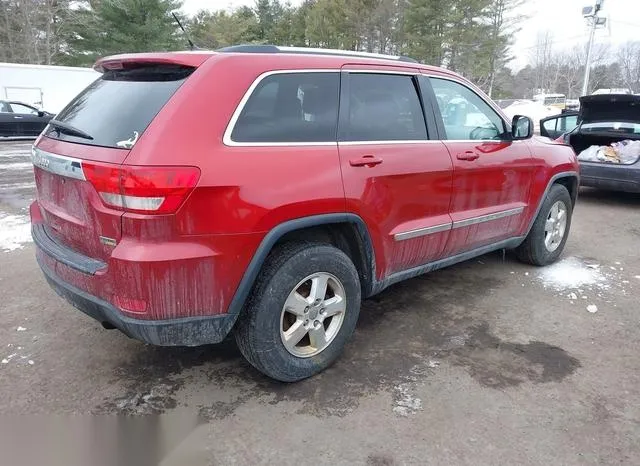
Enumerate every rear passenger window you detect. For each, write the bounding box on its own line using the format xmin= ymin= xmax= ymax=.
xmin=343 ymin=74 xmax=427 ymax=142
xmin=231 ymin=72 xmax=339 ymax=143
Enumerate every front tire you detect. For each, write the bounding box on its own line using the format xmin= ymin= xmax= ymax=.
xmin=516 ymin=184 xmax=573 ymax=266
xmin=235 ymin=242 xmax=361 ymax=382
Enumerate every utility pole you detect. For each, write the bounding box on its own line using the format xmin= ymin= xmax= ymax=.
xmin=581 ymin=0 xmax=607 ymax=96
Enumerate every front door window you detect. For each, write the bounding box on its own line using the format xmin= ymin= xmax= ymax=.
xmin=430 ymin=78 xmax=506 ymax=141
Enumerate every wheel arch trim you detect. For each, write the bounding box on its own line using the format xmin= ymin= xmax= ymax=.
xmin=525 ymin=171 xmax=579 ymax=237
xmin=226 ymin=213 xmax=376 ymax=320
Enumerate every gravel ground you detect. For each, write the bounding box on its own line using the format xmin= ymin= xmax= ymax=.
xmin=1 ymin=140 xmax=639 ymax=465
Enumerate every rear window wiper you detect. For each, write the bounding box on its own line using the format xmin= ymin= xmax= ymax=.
xmin=48 ymin=120 xmax=94 ymax=141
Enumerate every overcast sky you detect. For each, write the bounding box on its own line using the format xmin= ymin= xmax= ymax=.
xmin=182 ymin=0 xmax=640 ymax=69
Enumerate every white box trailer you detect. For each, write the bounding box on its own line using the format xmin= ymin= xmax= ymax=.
xmin=0 ymin=62 xmax=100 ymax=114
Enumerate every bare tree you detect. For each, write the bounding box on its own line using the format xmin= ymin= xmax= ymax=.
xmin=486 ymin=0 xmax=525 ymax=97
xmin=618 ymin=41 xmax=640 ymax=93
xmin=558 ymin=46 xmax=585 ymax=98
xmin=0 ymin=0 xmax=70 ymax=64
xmin=529 ymin=31 xmax=554 ymax=94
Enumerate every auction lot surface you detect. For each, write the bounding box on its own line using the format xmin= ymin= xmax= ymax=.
xmin=1 ymin=141 xmax=639 ymax=465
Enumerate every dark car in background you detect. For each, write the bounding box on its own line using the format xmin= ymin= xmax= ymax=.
xmin=541 ymin=94 xmax=640 ymax=193
xmin=0 ymin=100 xmax=54 ymax=137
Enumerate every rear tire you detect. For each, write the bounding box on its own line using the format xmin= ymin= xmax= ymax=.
xmin=235 ymin=242 xmax=361 ymax=382
xmin=516 ymin=184 xmax=573 ymax=266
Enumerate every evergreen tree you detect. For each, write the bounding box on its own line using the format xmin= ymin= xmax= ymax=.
xmin=305 ymin=0 xmax=358 ymax=49
xmin=403 ymin=0 xmax=448 ymax=66
xmin=189 ymin=8 xmax=258 ymax=49
xmin=62 ymin=0 xmax=183 ymax=66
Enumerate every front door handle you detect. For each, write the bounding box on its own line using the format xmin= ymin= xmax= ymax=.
xmin=456 ymin=151 xmax=479 ymax=161
xmin=349 ymin=155 xmax=383 ymax=167
xmin=13 ymin=116 xmax=23 ymax=119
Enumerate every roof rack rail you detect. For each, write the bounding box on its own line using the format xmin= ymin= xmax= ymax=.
xmin=216 ymin=45 xmax=419 ymax=63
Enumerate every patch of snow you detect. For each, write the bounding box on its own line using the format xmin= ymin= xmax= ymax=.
xmin=448 ymin=335 xmax=467 ymax=347
xmin=393 ymin=383 xmax=423 ymax=417
xmin=0 ymin=181 xmax=35 ymax=190
xmin=28 ymin=360 xmax=34 ymax=365
xmin=538 ymin=257 xmax=608 ymax=291
xmin=0 ymin=162 xmax=32 ymax=170
xmin=615 ymin=261 xmax=621 ymax=265
xmin=2 ymin=353 xmax=17 ymax=364
xmin=114 ymin=384 xmax=173 ymax=414
xmin=568 ymin=292 xmax=577 ymax=300
xmin=427 ymin=360 xmax=440 ymax=368
xmin=587 ymin=304 xmax=598 ymax=313
xmin=16 ymin=326 xmax=26 ymax=332
xmin=503 ymin=100 xmax=561 ymax=132
xmin=0 ymin=214 xmax=32 ymax=251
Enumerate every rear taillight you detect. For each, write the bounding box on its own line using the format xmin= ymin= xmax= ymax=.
xmin=82 ymin=163 xmax=200 ymax=214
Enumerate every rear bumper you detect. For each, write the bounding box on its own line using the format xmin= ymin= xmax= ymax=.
xmin=37 ymin=254 xmax=237 ymax=346
xmin=580 ymin=162 xmax=640 ymax=193
xmin=29 ymin=198 xmax=262 ymax=332
xmin=32 ymin=223 xmax=106 ymax=275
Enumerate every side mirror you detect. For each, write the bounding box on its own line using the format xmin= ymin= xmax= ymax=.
xmin=37 ymin=110 xmax=45 ymax=117
xmin=511 ymin=115 xmax=533 ymax=140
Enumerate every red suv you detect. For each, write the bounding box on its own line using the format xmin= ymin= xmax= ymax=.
xmin=30 ymin=46 xmax=579 ymax=381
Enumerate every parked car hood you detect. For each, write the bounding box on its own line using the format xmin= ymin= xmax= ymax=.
xmin=579 ymin=94 xmax=640 ymax=124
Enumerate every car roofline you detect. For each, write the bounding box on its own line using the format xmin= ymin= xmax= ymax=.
xmin=94 ymin=46 xmax=466 ymax=82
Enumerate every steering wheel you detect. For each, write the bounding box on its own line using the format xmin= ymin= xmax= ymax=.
xmin=469 ymin=127 xmax=486 ymax=140
xmin=470 ymin=126 xmax=501 ymax=140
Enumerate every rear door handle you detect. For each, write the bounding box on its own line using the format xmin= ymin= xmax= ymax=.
xmin=349 ymin=155 xmax=383 ymax=167
xmin=456 ymin=151 xmax=479 ymax=161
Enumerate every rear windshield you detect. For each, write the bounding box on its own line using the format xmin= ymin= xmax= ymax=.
xmin=45 ymin=65 xmax=193 ymax=148
xmin=581 ymin=122 xmax=640 ymax=135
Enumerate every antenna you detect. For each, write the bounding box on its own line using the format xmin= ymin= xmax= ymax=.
xmin=172 ymin=12 xmax=196 ymax=50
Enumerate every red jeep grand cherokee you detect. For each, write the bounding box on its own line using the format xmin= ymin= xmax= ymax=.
xmin=30 ymin=46 xmax=579 ymax=381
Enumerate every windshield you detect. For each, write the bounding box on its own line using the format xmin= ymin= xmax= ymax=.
xmin=581 ymin=122 xmax=640 ymax=135
xmin=45 ymin=65 xmax=194 ymax=148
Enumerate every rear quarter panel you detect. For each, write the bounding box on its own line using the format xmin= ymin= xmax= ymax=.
xmin=123 ymin=54 xmax=346 ymax=236
xmin=116 ymin=55 xmax=346 ymax=318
